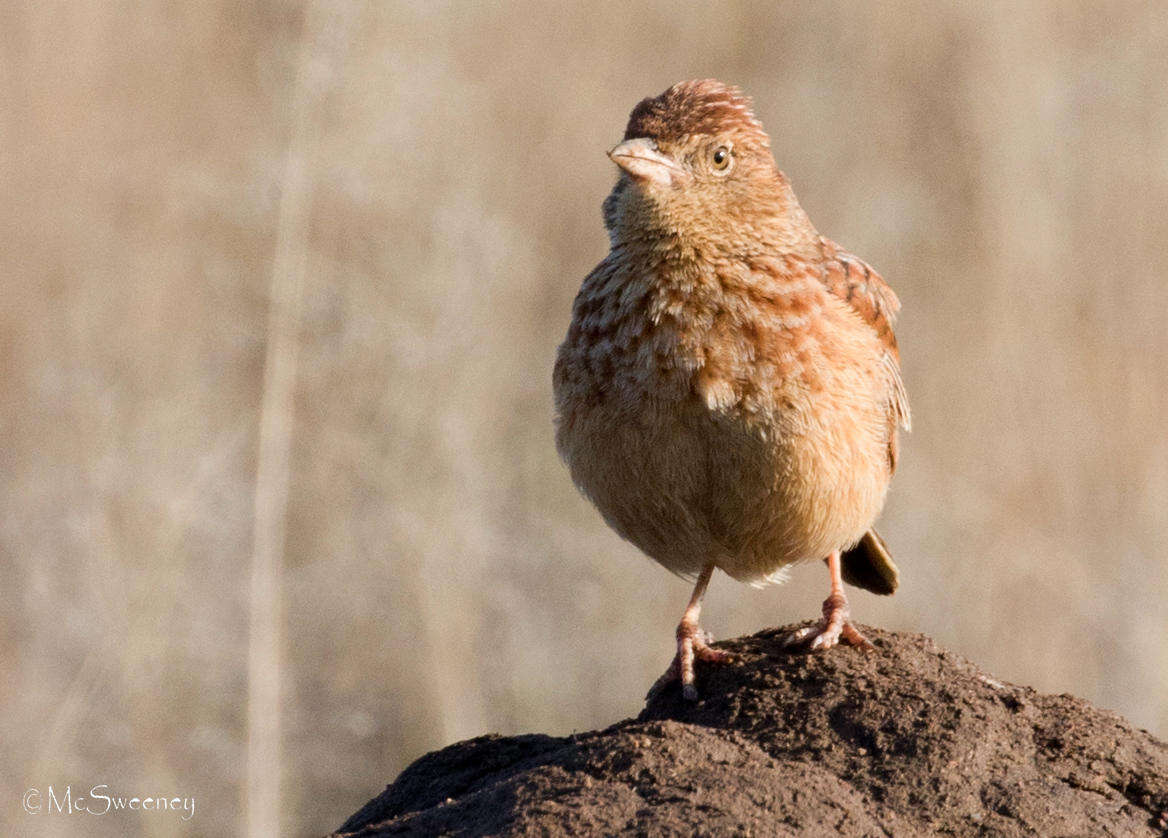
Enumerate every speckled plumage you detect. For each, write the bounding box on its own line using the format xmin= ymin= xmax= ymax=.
xmin=553 ymin=80 xmax=910 ymax=697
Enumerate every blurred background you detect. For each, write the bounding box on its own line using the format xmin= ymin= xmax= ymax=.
xmin=3 ymin=1 xmax=1167 ymax=835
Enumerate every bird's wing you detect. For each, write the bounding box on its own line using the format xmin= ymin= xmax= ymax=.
xmin=818 ymin=237 xmax=911 ymax=453
xmin=819 ymin=236 xmax=902 ymax=360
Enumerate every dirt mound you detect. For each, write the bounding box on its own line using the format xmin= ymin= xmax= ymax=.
xmin=331 ymin=626 xmax=1168 ymax=836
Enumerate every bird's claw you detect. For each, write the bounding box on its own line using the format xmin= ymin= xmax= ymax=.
xmin=783 ymin=593 xmax=874 ymax=652
xmin=646 ymin=627 xmax=735 ymax=702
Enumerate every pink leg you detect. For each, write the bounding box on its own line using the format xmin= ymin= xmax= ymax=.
xmin=647 ymin=562 xmax=735 ymax=701
xmin=784 ymin=550 xmax=874 ymax=651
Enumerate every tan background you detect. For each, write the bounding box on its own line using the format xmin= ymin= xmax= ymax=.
xmin=3 ymin=2 xmax=1167 ymax=835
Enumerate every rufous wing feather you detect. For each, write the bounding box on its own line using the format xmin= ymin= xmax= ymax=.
xmin=819 ymin=237 xmax=912 ymax=473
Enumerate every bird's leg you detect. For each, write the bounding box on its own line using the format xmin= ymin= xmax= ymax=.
xmin=647 ymin=562 xmax=734 ymax=701
xmin=785 ymin=549 xmax=875 ymax=651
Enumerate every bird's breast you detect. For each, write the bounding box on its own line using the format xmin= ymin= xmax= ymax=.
xmin=553 ymin=256 xmax=892 ymax=580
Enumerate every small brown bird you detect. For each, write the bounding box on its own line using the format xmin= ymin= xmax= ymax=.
xmin=553 ymin=80 xmax=910 ymax=699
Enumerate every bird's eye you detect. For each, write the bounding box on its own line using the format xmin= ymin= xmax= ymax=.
xmin=711 ymin=146 xmax=732 ymax=172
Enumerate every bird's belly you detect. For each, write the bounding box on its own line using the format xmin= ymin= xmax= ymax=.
xmin=556 ymin=396 xmax=718 ymax=578
xmin=556 ymin=383 xmax=890 ymax=584
xmin=707 ymin=396 xmax=891 ymax=583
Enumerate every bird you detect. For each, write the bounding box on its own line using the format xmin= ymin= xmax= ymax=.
xmin=552 ymin=80 xmax=910 ymax=700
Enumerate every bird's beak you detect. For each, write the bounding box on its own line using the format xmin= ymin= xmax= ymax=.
xmin=607 ymin=138 xmax=688 ymax=187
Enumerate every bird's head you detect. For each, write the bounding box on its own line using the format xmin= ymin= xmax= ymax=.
xmin=603 ymin=80 xmax=810 ymax=254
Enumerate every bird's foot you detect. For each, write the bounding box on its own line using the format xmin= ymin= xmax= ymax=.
xmin=784 ymin=592 xmax=874 ymax=652
xmin=646 ymin=622 xmax=734 ymax=702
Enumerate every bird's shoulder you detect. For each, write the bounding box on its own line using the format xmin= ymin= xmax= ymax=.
xmin=815 ymin=237 xmax=911 ymax=436
xmin=816 ymin=236 xmax=901 ymax=361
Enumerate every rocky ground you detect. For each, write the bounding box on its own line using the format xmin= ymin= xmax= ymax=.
xmin=330 ymin=626 xmax=1168 ymax=836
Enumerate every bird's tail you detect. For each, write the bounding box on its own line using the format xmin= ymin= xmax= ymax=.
xmin=840 ymin=529 xmax=899 ymax=595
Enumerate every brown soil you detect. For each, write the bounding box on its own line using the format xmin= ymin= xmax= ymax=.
xmin=330 ymin=626 xmax=1168 ymax=836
